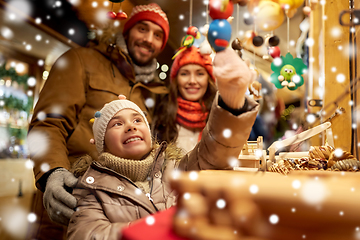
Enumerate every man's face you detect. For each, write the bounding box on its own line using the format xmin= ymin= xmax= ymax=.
xmin=126 ymin=21 xmax=164 ymax=66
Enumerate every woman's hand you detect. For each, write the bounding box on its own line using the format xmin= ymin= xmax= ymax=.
xmin=213 ymin=48 xmax=255 ymax=109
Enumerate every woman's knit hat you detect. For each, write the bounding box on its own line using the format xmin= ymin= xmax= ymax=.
xmin=91 ymin=96 xmax=150 ymax=154
xmin=170 ymin=46 xmax=215 ymax=82
xmin=123 ymin=3 xmax=169 ymax=50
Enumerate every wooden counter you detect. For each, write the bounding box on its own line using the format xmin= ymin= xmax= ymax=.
xmin=171 ymin=170 xmax=360 ymax=240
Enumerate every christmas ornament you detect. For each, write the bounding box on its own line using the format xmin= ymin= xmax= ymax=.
xmin=303 ymin=6 xmax=311 ymax=15
xmin=268 ymin=46 xmax=281 ymax=58
xmin=252 ymin=36 xmax=264 ymax=47
xmin=209 ymin=0 xmax=234 ymax=19
xmin=244 ymin=15 xmax=254 ymax=25
xmin=279 ymin=0 xmax=305 ymax=18
xmin=268 ymin=36 xmax=280 ymax=46
xmin=207 ymin=0 xmax=234 ymax=52
xmin=231 ymin=38 xmax=243 ymax=58
xmin=270 ymin=52 xmax=307 ymax=90
xmin=107 ymin=0 xmax=127 ymax=20
xmin=172 ymin=26 xmax=201 ymax=59
xmin=252 ymin=0 xmax=285 ymax=31
xmin=208 ymin=19 xmax=232 ymax=52
xmin=236 ymin=0 xmax=248 ymax=7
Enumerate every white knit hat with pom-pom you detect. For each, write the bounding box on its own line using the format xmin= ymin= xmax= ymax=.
xmin=91 ymin=95 xmax=150 ymax=154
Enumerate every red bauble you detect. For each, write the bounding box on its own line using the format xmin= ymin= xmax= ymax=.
xmin=268 ymin=46 xmax=281 ymax=58
xmin=209 ymin=0 xmax=234 ymax=20
xmin=107 ymin=11 xmax=117 ymax=19
xmin=116 ymin=11 xmax=128 ymax=20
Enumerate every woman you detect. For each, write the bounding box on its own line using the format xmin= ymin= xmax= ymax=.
xmin=152 ymin=46 xmax=217 ymax=153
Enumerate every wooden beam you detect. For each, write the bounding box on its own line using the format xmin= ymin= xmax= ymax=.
xmin=308 ymin=1 xmax=323 ymax=147
xmin=322 ymin=1 xmax=352 ymax=152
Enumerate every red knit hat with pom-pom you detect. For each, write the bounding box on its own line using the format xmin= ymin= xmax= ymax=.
xmin=170 ymin=46 xmax=215 ymax=82
xmin=123 ymin=3 xmax=169 ymax=50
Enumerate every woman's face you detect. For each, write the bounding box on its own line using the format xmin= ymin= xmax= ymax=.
xmin=176 ymin=64 xmax=209 ymax=102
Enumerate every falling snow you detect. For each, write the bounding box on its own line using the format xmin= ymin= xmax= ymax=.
xmin=145 ymin=98 xmax=155 ymax=108
xmin=216 ymin=199 xmax=226 ymax=209
xmin=292 ymin=180 xmax=301 ymax=189
xmin=269 ymin=214 xmax=279 ymax=224
xmin=27 ymin=130 xmax=49 ymax=157
xmin=27 ymin=213 xmax=37 ymax=222
xmin=228 ymin=156 xmax=239 ymax=167
xmin=40 ymin=162 xmax=50 ymax=172
xmin=189 ymin=171 xmax=198 ymax=181
xmin=222 ymin=129 xmax=232 ymax=138
xmin=249 ymin=184 xmax=259 ymax=194
xmin=300 ymin=180 xmax=328 ymax=205
xmin=145 ymin=216 xmax=155 ymax=225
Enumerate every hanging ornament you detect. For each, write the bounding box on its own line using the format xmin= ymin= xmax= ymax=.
xmin=207 ymin=0 xmax=234 ymax=52
xmin=252 ymin=36 xmax=264 ymax=47
xmin=231 ymin=38 xmax=243 ymax=58
xmin=302 ymin=0 xmax=312 ymax=16
xmin=208 ymin=19 xmax=232 ymax=52
xmin=252 ymin=1 xmax=285 ymax=31
xmin=236 ymin=0 xmax=248 ymax=7
xmin=248 ymin=81 xmax=262 ymax=100
xmin=279 ymin=0 xmax=305 ymax=18
xmin=199 ymin=2 xmax=213 ymax=56
xmin=270 ymin=53 xmax=307 ymax=90
xmin=268 ymin=46 xmax=281 ymax=58
xmin=268 ymin=36 xmax=280 ymax=46
xmin=244 ymin=15 xmax=254 ymax=25
xmin=209 ymin=0 xmax=234 ymax=19
xmin=107 ymin=0 xmax=127 ymax=20
xmin=172 ymin=26 xmax=201 ymax=59
xmin=199 ymin=24 xmax=213 ymax=55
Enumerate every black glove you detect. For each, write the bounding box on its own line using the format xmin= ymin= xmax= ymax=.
xmin=43 ymin=168 xmax=78 ymax=225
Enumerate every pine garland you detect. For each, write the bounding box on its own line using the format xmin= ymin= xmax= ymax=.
xmin=0 ymin=62 xmax=34 ymax=113
xmin=0 ymin=94 xmax=33 ymax=113
xmin=0 ymin=62 xmax=29 ymax=86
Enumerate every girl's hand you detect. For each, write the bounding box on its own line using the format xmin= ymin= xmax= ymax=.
xmin=213 ymin=48 xmax=255 ymax=109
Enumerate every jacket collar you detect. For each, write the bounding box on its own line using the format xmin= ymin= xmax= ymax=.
xmin=92 ymin=41 xmax=135 ymax=83
xmin=148 ymin=141 xmax=167 ymax=178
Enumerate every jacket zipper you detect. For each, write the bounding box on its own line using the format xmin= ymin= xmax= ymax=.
xmin=146 ymin=143 xmax=167 ymax=212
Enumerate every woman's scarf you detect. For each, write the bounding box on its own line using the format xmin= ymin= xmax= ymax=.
xmin=176 ymin=97 xmax=208 ymax=141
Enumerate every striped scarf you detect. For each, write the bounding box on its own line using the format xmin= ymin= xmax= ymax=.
xmin=176 ymin=97 xmax=208 ymax=141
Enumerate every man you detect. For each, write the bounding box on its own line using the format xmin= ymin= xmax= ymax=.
xmin=26 ymin=3 xmax=169 ymax=240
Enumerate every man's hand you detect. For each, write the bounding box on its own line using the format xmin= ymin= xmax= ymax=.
xmin=213 ymin=48 xmax=256 ymax=109
xmin=43 ymin=168 xmax=78 ymax=225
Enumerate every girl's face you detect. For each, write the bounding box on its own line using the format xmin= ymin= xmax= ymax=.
xmin=177 ymin=64 xmax=209 ymax=102
xmin=104 ymin=109 xmax=152 ymax=160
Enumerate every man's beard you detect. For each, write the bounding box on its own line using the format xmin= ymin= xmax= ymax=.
xmin=129 ymin=51 xmax=151 ymax=66
xmin=129 ymin=42 xmax=155 ymax=66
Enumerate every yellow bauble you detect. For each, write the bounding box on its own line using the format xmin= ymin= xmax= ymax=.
xmin=278 ymin=0 xmax=304 ymax=10
xmin=255 ymin=1 xmax=285 ymax=31
xmin=285 ymin=8 xmax=297 ymax=18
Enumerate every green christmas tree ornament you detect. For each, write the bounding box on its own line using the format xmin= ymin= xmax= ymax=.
xmin=270 ymin=52 xmax=307 ymax=91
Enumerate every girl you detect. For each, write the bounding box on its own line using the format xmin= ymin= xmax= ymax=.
xmin=152 ymin=46 xmax=217 ymax=152
xmin=67 ymin=48 xmax=259 ymax=240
